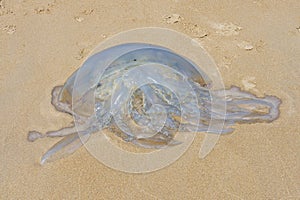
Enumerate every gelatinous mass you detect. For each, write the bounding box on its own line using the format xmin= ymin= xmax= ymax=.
xmin=28 ymin=43 xmax=281 ymax=164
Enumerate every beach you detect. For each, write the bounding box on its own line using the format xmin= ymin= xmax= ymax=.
xmin=1 ymin=0 xmax=299 ymax=199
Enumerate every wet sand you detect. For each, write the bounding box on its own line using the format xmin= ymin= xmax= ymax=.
xmin=1 ymin=0 xmax=299 ymax=199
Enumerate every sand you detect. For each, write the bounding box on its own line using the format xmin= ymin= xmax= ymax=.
xmin=1 ymin=0 xmax=299 ymax=199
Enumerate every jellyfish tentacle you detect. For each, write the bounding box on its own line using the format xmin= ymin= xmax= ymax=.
xmin=40 ymin=130 xmax=90 ymax=165
xmin=27 ymin=123 xmax=89 ymax=142
xmin=223 ymin=87 xmax=281 ymax=123
xmin=207 ymin=86 xmax=281 ymax=124
xmin=44 ymin=124 xmax=89 ymax=138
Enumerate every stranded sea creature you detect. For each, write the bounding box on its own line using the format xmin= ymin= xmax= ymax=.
xmin=28 ymin=43 xmax=281 ymax=164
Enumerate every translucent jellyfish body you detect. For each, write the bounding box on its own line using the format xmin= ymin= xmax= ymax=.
xmin=28 ymin=43 xmax=281 ymax=165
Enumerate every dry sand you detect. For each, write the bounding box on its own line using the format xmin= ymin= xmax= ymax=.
xmin=1 ymin=0 xmax=299 ymax=199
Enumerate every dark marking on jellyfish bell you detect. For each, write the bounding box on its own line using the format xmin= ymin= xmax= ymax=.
xmin=97 ymin=83 xmax=102 ymax=88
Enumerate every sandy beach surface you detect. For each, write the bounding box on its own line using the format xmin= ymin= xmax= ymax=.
xmin=1 ymin=0 xmax=299 ymax=199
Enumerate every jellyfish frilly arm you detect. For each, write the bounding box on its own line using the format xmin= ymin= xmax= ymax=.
xmin=199 ymin=86 xmax=281 ymax=159
xmin=27 ymin=123 xmax=93 ymax=164
xmin=197 ymin=86 xmax=281 ymax=135
xmin=40 ymin=132 xmax=90 ymax=165
xmin=224 ymin=86 xmax=281 ymax=123
xmin=27 ymin=125 xmax=87 ymax=142
xmin=211 ymin=86 xmax=281 ymax=124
